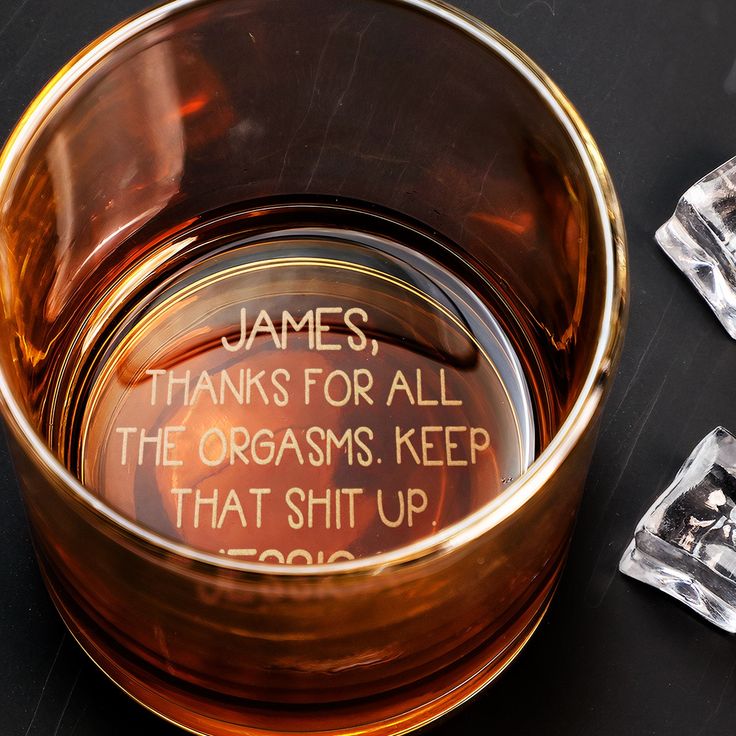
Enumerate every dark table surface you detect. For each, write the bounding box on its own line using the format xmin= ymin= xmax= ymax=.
xmin=3 ymin=0 xmax=736 ymax=734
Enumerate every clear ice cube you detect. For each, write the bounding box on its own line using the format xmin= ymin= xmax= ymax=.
xmin=656 ymin=156 xmax=736 ymax=339
xmin=620 ymin=427 xmax=736 ymax=632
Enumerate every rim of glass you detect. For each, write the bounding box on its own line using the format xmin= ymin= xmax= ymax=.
xmin=0 ymin=0 xmax=626 ymax=576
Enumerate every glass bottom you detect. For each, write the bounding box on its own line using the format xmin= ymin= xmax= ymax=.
xmin=38 ymin=541 xmax=563 ymax=735
xmin=50 ymin=199 xmax=540 ymax=565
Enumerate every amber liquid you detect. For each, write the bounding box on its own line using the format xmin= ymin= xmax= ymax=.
xmin=0 ymin=0 xmax=618 ymax=730
xmin=39 ymin=200 xmax=541 ymax=564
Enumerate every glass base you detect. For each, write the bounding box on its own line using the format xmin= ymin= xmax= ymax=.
xmin=38 ymin=550 xmax=562 ymax=736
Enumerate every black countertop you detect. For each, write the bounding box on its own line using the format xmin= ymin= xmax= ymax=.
xmin=3 ymin=1 xmax=736 ymax=734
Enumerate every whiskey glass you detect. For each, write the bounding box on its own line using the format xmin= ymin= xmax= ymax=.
xmin=0 ymin=0 xmax=627 ymax=734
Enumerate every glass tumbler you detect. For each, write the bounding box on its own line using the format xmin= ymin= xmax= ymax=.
xmin=0 ymin=0 xmax=627 ymax=734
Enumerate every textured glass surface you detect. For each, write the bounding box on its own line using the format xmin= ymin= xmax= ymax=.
xmin=620 ymin=427 xmax=736 ymax=632
xmin=656 ymin=156 xmax=736 ymax=339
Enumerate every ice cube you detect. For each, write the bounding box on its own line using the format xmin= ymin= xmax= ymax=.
xmin=656 ymin=156 xmax=736 ymax=339
xmin=619 ymin=427 xmax=736 ymax=631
